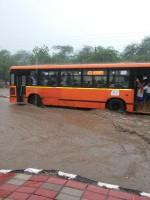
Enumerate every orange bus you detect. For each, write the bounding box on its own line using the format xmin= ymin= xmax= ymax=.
xmin=10 ymin=63 xmax=150 ymax=113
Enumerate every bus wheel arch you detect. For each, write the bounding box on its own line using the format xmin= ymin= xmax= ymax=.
xmin=28 ymin=94 xmax=42 ymax=106
xmin=106 ymin=98 xmax=126 ymax=112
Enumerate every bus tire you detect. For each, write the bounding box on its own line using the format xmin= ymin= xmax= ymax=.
xmin=107 ymin=99 xmax=125 ymax=112
xmin=28 ymin=94 xmax=42 ymax=107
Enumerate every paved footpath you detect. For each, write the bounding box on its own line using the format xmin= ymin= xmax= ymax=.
xmin=0 ymin=170 xmax=150 ymax=200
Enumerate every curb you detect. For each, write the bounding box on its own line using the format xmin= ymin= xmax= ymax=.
xmin=0 ymin=168 xmax=150 ymax=198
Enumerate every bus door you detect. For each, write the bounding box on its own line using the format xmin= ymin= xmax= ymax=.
xmin=16 ymin=74 xmax=26 ymax=104
xmin=134 ymin=68 xmax=150 ymax=113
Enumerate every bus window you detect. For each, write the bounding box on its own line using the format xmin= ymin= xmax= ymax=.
xmin=83 ymin=75 xmax=93 ymax=87
xmin=83 ymin=69 xmax=107 ymax=88
xmin=93 ymin=76 xmax=107 ymax=87
xmin=28 ymin=71 xmax=38 ymax=86
xmin=40 ymin=70 xmax=58 ymax=86
xmin=60 ymin=70 xmax=81 ymax=87
xmin=83 ymin=69 xmax=93 ymax=87
xmin=109 ymin=70 xmax=129 ymax=88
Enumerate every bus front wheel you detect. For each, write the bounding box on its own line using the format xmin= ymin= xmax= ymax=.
xmin=107 ymin=99 xmax=125 ymax=112
xmin=28 ymin=94 xmax=42 ymax=107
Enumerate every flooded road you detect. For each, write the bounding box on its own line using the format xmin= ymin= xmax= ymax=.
xmin=0 ymin=89 xmax=150 ymax=192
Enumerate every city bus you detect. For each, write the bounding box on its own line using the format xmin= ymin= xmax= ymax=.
xmin=9 ymin=63 xmax=150 ymax=113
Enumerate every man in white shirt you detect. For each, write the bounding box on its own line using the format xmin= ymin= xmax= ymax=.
xmin=144 ymin=82 xmax=150 ymax=102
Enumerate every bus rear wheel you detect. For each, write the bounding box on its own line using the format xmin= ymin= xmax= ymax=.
xmin=107 ymin=99 xmax=125 ymax=112
xmin=28 ymin=94 xmax=42 ymax=107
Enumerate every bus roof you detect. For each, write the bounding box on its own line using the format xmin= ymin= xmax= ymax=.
xmin=10 ymin=63 xmax=150 ymax=70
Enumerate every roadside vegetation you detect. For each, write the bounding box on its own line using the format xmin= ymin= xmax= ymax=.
xmin=0 ymin=36 xmax=150 ymax=82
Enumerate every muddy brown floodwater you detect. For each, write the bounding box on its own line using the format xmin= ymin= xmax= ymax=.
xmin=0 ymin=88 xmax=150 ymax=192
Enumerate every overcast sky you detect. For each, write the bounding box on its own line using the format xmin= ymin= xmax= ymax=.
xmin=0 ymin=0 xmax=150 ymax=52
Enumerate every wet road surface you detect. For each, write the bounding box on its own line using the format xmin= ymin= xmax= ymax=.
xmin=0 ymin=89 xmax=150 ymax=192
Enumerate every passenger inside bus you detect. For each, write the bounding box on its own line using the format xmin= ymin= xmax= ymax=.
xmin=136 ymin=76 xmax=150 ymax=112
xmin=144 ymin=82 xmax=150 ymax=108
xmin=136 ymin=78 xmax=144 ymax=111
xmin=29 ymin=71 xmax=38 ymax=85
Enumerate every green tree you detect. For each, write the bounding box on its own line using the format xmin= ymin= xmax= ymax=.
xmin=31 ymin=45 xmax=51 ymax=64
xmin=92 ymin=46 xmax=121 ymax=62
xmin=76 ymin=46 xmax=120 ymax=63
xmin=13 ymin=50 xmax=31 ymax=65
xmin=122 ymin=37 xmax=150 ymax=61
xmin=122 ymin=43 xmax=139 ymax=60
xmin=137 ymin=37 xmax=150 ymax=61
xmin=52 ymin=45 xmax=74 ymax=63
xmin=139 ymin=37 xmax=150 ymax=55
xmin=75 ymin=46 xmax=94 ymax=63
xmin=0 ymin=50 xmax=14 ymax=81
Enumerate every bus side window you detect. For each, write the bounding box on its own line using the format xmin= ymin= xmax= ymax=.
xmin=83 ymin=75 xmax=93 ymax=87
xmin=93 ymin=76 xmax=107 ymax=88
xmin=71 ymin=71 xmax=81 ymax=86
xmin=83 ymin=69 xmax=107 ymax=88
xmin=60 ymin=70 xmax=81 ymax=87
xmin=93 ymin=70 xmax=107 ymax=88
xmin=109 ymin=70 xmax=129 ymax=88
xmin=28 ymin=71 xmax=38 ymax=86
xmin=83 ymin=69 xmax=93 ymax=87
xmin=40 ymin=70 xmax=58 ymax=86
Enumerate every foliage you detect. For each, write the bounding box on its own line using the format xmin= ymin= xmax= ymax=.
xmin=13 ymin=50 xmax=31 ymax=65
xmin=122 ymin=37 xmax=150 ymax=61
xmin=74 ymin=46 xmax=120 ymax=63
xmin=30 ymin=45 xmax=51 ymax=64
xmin=0 ymin=50 xmax=14 ymax=81
xmin=52 ymin=45 xmax=74 ymax=63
